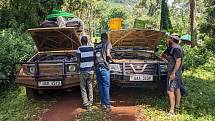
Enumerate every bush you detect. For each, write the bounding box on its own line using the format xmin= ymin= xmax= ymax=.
xmin=0 ymin=26 xmax=34 ymax=86
xmin=183 ymin=45 xmax=213 ymax=70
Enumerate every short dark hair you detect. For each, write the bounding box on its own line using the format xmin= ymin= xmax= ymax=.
xmin=101 ymin=32 xmax=108 ymax=40
xmin=81 ymin=36 xmax=88 ymax=45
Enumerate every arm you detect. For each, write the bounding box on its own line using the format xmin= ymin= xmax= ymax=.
xmin=76 ymin=48 xmax=81 ymax=64
xmin=107 ymin=49 xmax=114 ymax=63
xmin=170 ymin=58 xmax=181 ymax=80
xmin=161 ymin=52 xmax=168 ymax=60
xmin=106 ymin=42 xmax=114 ymax=63
xmin=169 ymin=48 xmax=182 ymax=80
xmin=161 ymin=47 xmax=170 ymax=60
xmin=172 ymin=58 xmax=181 ymax=74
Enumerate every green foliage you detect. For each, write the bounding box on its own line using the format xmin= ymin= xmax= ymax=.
xmin=0 ymin=0 xmax=64 ymax=29
xmin=199 ymin=0 xmax=215 ymax=51
xmin=0 ymin=26 xmax=34 ymax=83
xmin=0 ymin=8 xmax=14 ymax=29
xmin=64 ymin=0 xmax=88 ymax=12
xmin=93 ymin=2 xmax=131 ymax=33
xmin=138 ymin=0 xmax=160 ymax=16
xmin=109 ymin=5 xmax=130 ymax=28
xmin=109 ymin=6 xmax=128 ymax=19
xmin=169 ymin=0 xmax=190 ymax=34
xmin=160 ymin=0 xmax=172 ymax=30
xmin=183 ymin=46 xmax=213 ymax=70
xmin=0 ymin=86 xmax=47 ymax=121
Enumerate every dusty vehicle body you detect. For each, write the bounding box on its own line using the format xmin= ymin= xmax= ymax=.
xmin=108 ymin=29 xmax=168 ymax=88
xmin=15 ymin=27 xmax=81 ymax=98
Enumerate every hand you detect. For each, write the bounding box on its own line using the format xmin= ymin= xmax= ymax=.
xmin=170 ymin=73 xmax=176 ymax=80
xmin=110 ymin=60 xmax=115 ymax=64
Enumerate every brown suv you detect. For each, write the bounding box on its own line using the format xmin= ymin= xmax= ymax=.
xmin=108 ymin=29 xmax=168 ymax=89
xmin=15 ymin=27 xmax=81 ymax=98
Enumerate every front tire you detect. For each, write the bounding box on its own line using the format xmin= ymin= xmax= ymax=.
xmin=26 ymin=87 xmax=39 ymax=99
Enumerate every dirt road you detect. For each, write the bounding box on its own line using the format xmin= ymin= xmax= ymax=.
xmin=35 ymin=86 xmax=147 ymax=121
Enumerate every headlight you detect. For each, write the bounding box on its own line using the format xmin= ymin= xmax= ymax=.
xmin=28 ymin=66 xmax=35 ymax=74
xmin=68 ymin=65 xmax=76 ymax=72
xmin=160 ymin=65 xmax=167 ymax=72
xmin=110 ymin=64 xmax=121 ymax=72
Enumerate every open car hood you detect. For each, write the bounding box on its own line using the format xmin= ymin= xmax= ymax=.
xmin=28 ymin=27 xmax=81 ymax=52
xmin=108 ymin=29 xmax=164 ymax=50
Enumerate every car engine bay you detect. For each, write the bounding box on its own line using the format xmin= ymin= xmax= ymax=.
xmin=32 ymin=53 xmax=77 ymax=62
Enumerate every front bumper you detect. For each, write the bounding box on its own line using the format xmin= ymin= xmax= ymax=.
xmin=16 ymin=75 xmax=80 ymax=89
xmin=15 ymin=61 xmax=80 ymax=89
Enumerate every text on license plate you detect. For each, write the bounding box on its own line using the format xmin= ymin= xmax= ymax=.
xmin=130 ymin=74 xmax=153 ymax=81
xmin=38 ymin=81 xmax=62 ymax=87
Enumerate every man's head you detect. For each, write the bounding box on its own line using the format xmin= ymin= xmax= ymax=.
xmin=80 ymin=35 xmax=88 ymax=45
xmin=167 ymin=34 xmax=180 ymax=46
xmin=101 ymin=32 xmax=108 ymax=43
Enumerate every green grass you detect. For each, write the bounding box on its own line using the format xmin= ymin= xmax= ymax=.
xmin=0 ymin=86 xmax=47 ymax=121
xmin=138 ymin=58 xmax=215 ymax=121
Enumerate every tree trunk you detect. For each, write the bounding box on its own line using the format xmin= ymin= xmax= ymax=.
xmin=190 ymin=0 xmax=197 ymax=47
xmin=88 ymin=3 xmax=93 ymax=39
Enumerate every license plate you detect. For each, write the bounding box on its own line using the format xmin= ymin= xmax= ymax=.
xmin=130 ymin=74 xmax=153 ymax=81
xmin=38 ymin=81 xmax=62 ymax=87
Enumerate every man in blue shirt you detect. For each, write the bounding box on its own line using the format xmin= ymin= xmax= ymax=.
xmin=77 ymin=35 xmax=94 ymax=110
xmin=95 ymin=32 xmax=113 ymax=112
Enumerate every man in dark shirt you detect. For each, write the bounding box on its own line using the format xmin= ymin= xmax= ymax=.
xmin=162 ymin=34 xmax=184 ymax=116
xmin=162 ymin=40 xmax=187 ymax=97
xmin=95 ymin=32 xmax=113 ymax=112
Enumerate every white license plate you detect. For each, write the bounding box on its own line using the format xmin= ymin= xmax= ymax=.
xmin=38 ymin=81 xmax=62 ymax=87
xmin=130 ymin=74 xmax=153 ymax=81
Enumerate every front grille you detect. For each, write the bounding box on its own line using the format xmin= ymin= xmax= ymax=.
xmin=124 ymin=63 xmax=157 ymax=75
xmin=38 ymin=64 xmax=63 ymax=76
xmin=110 ymin=74 xmax=123 ymax=80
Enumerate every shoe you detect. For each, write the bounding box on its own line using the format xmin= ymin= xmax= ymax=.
xmin=87 ymin=106 xmax=93 ymax=111
xmin=182 ymin=93 xmax=188 ymax=97
xmin=175 ymin=106 xmax=180 ymax=110
xmin=99 ymin=103 xmax=106 ymax=109
xmin=167 ymin=112 xmax=175 ymax=117
xmin=85 ymin=105 xmax=93 ymax=111
xmin=81 ymin=105 xmax=90 ymax=110
xmin=89 ymin=102 xmax=93 ymax=107
xmin=105 ymin=107 xmax=111 ymax=113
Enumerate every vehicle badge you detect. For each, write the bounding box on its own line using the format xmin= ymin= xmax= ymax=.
xmin=130 ymin=64 xmax=148 ymax=73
